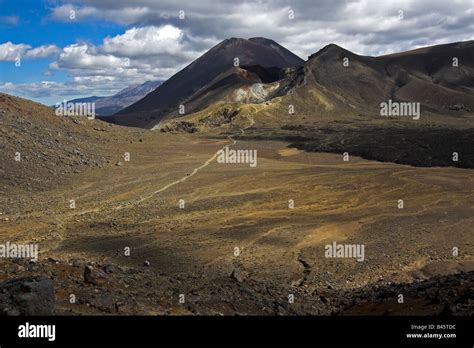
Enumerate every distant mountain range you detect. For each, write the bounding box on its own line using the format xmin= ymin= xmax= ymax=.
xmin=68 ymin=80 xmax=161 ymax=116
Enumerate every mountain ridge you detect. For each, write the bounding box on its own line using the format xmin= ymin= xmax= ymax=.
xmin=105 ymin=38 xmax=474 ymax=129
xmin=68 ymin=80 xmax=161 ymax=116
xmin=108 ymin=37 xmax=304 ymax=128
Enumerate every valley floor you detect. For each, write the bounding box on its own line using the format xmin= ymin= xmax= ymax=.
xmin=1 ymin=119 xmax=473 ymax=315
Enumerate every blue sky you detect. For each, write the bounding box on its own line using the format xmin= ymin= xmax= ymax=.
xmin=1 ymin=0 xmax=473 ymax=105
xmin=0 ymin=0 xmax=127 ymax=104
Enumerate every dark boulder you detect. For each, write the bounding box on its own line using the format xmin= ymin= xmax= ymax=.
xmin=0 ymin=276 xmax=54 ymax=315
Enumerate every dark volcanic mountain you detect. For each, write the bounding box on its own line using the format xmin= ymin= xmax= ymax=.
xmin=265 ymin=40 xmax=474 ymax=168
xmin=108 ymin=39 xmax=474 ymax=130
xmin=284 ymin=40 xmax=474 ymax=115
xmin=109 ymin=37 xmax=304 ymax=128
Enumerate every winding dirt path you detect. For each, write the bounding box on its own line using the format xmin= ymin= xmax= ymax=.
xmin=41 ymin=114 xmax=257 ymax=250
xmin=114 ymin=114 xmax=255 ymax=209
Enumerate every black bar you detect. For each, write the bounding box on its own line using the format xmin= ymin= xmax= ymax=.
xmin=0 ymin=316 xmax=472 ymax=346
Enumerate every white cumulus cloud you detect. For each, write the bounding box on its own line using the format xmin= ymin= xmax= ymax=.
xmin=0 ymin=42 xmax=60 ymax=61
xmin=49 ymin=24 xmax=216 ymax=83
xmin=25 ymin=45 xmax=61 ymax=59
xmin=0 ymin=42 xmax=31 ymax=61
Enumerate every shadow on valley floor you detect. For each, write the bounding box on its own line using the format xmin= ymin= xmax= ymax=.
xmin=235 ymin=125 xmax=474 ymax=168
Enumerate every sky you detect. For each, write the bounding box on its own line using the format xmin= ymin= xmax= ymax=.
xmin=0 ymin=0 xmax=473 ymax=105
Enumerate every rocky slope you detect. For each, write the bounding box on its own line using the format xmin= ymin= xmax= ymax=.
xmin=0 ymin=93 xmax=108 ymax=193
xmin=0 ymin=93 xmax=154 ymax=195
xmin=1 ymin=256 xmax=471 ymax=315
